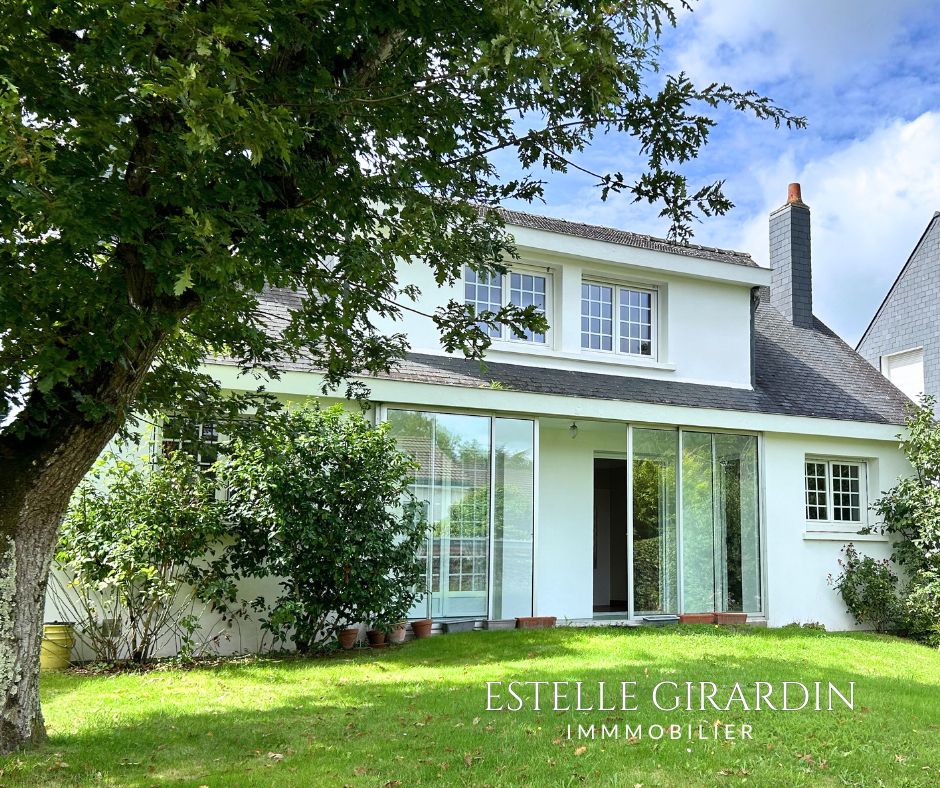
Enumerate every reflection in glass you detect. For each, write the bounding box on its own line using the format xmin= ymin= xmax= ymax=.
xmin=386 ymin=410 xmax=535 ymax=620
xmin=681 ymin=431 xmax=716 ymax=613
xmin=492 ymin=419 xmax=535 ymax=619
xmin=678 ymin=432 xmax=761 ymax=615
xmin=631 ymin=428 xmax=678 ymax=614
xmin=715 ymin=434 xmax=760 ymax=613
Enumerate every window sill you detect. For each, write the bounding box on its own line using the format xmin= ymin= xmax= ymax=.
xmin=802 ymin=530 xmax=887 ymax=542
xmin=487 ymin=342 xmax=677 ymax=372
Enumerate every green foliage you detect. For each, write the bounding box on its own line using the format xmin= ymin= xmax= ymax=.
xmin=870 ymin=396 xmax=940 ymax=645
xmin=829 ymin=544 xmax=902 ymax=633
xmin=53 ymin=449 xmax=238 ymax=664
xmin=0 ymin=0 xmax=804 ymax=437
xmin=219 ymin=404 xmax=427 ymax=651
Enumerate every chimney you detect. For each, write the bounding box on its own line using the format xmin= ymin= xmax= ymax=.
xmin=769 ymin=182 xmax=814 ymax=328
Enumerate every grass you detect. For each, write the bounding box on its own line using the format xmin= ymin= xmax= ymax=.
xmin=2 ymin=626 xmax=939 ymax=786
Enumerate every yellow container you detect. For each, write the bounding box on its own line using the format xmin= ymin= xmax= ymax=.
xmin=40 ymin=624 xmax=75 ymax=671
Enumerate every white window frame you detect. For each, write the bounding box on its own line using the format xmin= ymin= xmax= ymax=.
xmin=880 ymin=347 xmax=924 ymax=402
xmin=804 ymin=457 xmax=868 ymax=531
xmin=157 ymin=419 xmax=219 ymax=471
xmin=463 ymin=265 xmax=553 ymax=345
xmin=580 ymin=278 xmax=657 ymax=359
xmin=154 ymin=418 xmax=229 ymax=500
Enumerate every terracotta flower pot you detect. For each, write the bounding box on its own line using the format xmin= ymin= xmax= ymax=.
xmin=337 ymin=627 xmax=359 ymax=650
xmin=366 ymin=629 xmax=387 ymax=647
xmin=516 ymin=616 xmax=557 ymax=629
xmin=714 ymin=612 xmax=748 ymax=625
xmin=388 ymin=622 xmax=407 ymax=644
xmin=679 ymin=613 xmax=716 ymax=625
xmin=411 ymin=619 xmax=433 ymax=639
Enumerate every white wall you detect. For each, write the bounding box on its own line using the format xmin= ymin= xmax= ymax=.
xmin=371 ymin=235 xmax=759 ymax=388
xmin=533 ymin=418 xmax=910 ymax=630
xmin=762 ymin=432 xmax=909 ymax=629
xmin=537 ymin=420 xmax=627 ymax=620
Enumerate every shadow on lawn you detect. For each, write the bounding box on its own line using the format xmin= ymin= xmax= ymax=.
xmin=16 ymin=630 xmax=939 ymax=786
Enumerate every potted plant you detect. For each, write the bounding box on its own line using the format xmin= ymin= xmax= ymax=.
xmin=411 ymin=618 xmax=433 ymax=638
xmin=40 ymin=621 xmax=75 ymax=671
xmin=337 ymin=626 xmax=360 ymax=649
xmin=366 ymin=627 xmax=387 ymax=647
xmin=387 ymin=620 xmax=407 ymax=644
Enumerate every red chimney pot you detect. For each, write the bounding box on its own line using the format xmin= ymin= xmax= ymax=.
xmin=787 ymin=183 xmax=803 ymax=204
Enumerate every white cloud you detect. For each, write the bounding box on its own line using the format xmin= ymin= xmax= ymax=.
xmin=673 ymin=0 xmax=927 ymax=87
xmin=697 ymin=112 xmax=940 ymax=344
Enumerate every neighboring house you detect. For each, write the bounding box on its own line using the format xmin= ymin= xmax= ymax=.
xmin=48 ymin=184 xmax=914 ymax=648
xmin=857 ymin=212 xmax=940 ymax=405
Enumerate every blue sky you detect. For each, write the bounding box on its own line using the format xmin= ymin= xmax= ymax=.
xmin=500 ymin=0 xmax=940 ymax=344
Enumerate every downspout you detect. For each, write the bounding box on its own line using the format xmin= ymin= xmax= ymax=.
xmin=749 ymin=286 xmax=761 ymax=389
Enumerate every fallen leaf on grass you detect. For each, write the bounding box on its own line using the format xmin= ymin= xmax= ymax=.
xmin=574 ymin=746 xmax=587 ymax=756
xmin=267 ymin=752 xmax=284 ymax=762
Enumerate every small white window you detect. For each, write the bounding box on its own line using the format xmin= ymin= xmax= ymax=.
xmin=581 ymin=280 xmax=656 ymax=357
xmin=804 ymin=459 xmax=867 ymax=527
xmin=463 ymin=266 xmax=551 ymax=344
xmin=160 ymin=419 xmax=219 ymax=472
xmin=882 ymin=348 xmax=924 ymax=401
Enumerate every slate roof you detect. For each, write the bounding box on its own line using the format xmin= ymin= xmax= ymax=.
xmin=497 ymin=207 xmax=758 ymax=268
xmin=236 ymin=287 xmax=911 ymax=426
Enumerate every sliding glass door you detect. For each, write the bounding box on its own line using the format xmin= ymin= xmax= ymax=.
xmin=678 ymin=430 xmax=761 ymax=615
xmin=680 ymin=431 xmax=716 ymax=613
xmin=631 ymin=428 xmax=678 ymax=614
xmin=386 ymin=410 xmax=534 ymax=620
xmin=492 ymin=419 xmax=536 ymax=619
xmin=627 ymin=427 xmax=761 ymax=618
xmin=714 ymin=434 xmax=760 ymax=613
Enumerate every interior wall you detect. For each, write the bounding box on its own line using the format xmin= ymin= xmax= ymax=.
xmin=605 ymin=465 xmax=629 ymax=604
xmin=592 ymin=483 xmax=611 ymax=606
xmin=537 ymin=420 xmax=626 ymax=619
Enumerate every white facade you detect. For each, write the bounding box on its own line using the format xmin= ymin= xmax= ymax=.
xmin=377 ymin=225 xmax=763 ymax=388
xmin=202 ymin=365 xmax=907 ymax=632
xmin=202 ymin=201 xmax=912 ymax=631
xmin=48 ymin=215 xmax=913 ymax=654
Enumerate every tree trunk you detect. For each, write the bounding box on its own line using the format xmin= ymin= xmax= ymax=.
xmin=0 ymin=341 xmax=163 ymax=754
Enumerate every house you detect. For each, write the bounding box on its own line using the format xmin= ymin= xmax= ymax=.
xmin=857 ymin=212 xmax=940 ymax=404
xmin=47 ymin=184 xmax=913 ymax=649
xmin=203 ymin=183 xmax=910 ymax=633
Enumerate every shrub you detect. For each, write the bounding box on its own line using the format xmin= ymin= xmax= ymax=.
xmin=53 ymin=449 xmax=238 ymax=663
xmin=220 ymin=404 xmax=426 ymax=652
xmin=871 ymin=396 xmax=940 ymax=644
xmin=829 ymin=544 xmax=902 ymax=632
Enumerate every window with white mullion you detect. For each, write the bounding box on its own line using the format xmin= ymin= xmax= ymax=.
xmin=161 ymin=419 xmax=219 ymax=472
xmin=804 ymin=461 xmax=828 ymax=520
xmin=580 ymin=283 xmax=614 ymax=351
xmin=804 ymin=459 xmax=865 ymax=525
xmin=464 ymin=265 xmax=550 ymax=345
xmin=508 ymin=271 xmax=547 ymax=344
xmin=619 ymin=287 xmax=653 ymax=356
xmin=464 ymin=267 xmax=502 ymax=338
xmin=581 ymin=281 xmax=655 ymax=356
xmin=831 ymin=463 xmax=861 ymax=522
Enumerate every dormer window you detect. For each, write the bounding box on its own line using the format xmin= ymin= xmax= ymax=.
xmin=581 ymin=281 xmax=655 ymax=357
xmin=464 ymin=266 xmax=550 ymax=344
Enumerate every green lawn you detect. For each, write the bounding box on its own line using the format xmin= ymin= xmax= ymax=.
xmin=2 ymin=626 xmax=939 ymax=786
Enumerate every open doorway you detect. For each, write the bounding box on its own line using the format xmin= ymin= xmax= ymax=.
xmin=593 ymin=457 xmax=629 ymax=614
